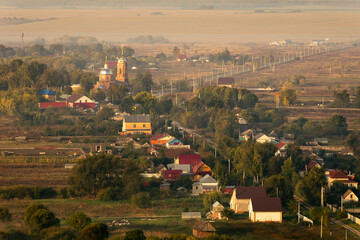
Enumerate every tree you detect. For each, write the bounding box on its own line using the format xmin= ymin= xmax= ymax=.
xmin=24 ymin=202 xmax=48 ymax=225
xmin=332 ymin=90 xmax=350 ymax=108
xmin=134 ymin=91 xmax=157 ymax=114
xmin=297 ymin=167 xmax=326 ymax=205
xmin=0 ymin=206 xmax=11 ymax=222
xmin=124 ymin=229 xmax=146 ymax=240
xmin=81 ymin=223 xmax=109 ymax=240
xmin=63 ymin=85 xmax=73 ymax=95
xmin=66 ymin=212 xmax=91 ymax=231
xmin=130 ymin=71 xmax=153 ymax=94
xmin=43 ymin=228 xmax=78 ymax=240
xmin=203 ymin=192 xmax=224 ymax=211
xmin=96 ymin=107 xmax=114 ymax=121
xmin=90 ymin=89 xmax=105 ymax=102
xmin=119 ymin=96 xmax=135 ymax=113
xmin=280 ymin=88 xmax=297 ymax=105
xmin=79 ymin=72 xmax=97 ymax=94
xmin=355 ymin=86 xmax=360 ymax=108
xmin=265 ymin=175 xmax=293 ymax=206
xmin=324 ymin=114 xmax=348 ymax=135
xmin=106 ymin=85 xmax=128 ymax=104
xmin=309 ymin=207 xmax=331 ymax=225
xmin=28 ymin=209 xmax=60 ymax=232
xmin=221 ymin=208 xmax=235 ymax=219
xmin=131 ymin=192 xmax=151 ymax=208
xmin=346 ymin=132 xmax=360 ymax=156
xmin=68 ymin=154 xmax=123 ymax=195
xmin=290 ymin=75 xmax=306 ymax=85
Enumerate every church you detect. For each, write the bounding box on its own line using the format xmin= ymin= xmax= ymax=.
xmin=94 ymin=45 xmax=129 ymax=90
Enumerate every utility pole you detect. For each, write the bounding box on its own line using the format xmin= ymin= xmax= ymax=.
xmin=298 ymin=202 xmax=300 ymax=223
xmin=276 ymin=187 xmax=279 ymax=197
xmin=214 ymin=145 xmax=217 ymax=158
xmin=21 ymin=32 xmax=24 ymax=50
xmin=321 ymin=186 xmax=324 ymax=207
xmin=320 ymin=215 xmax=323 ymax=238
xmin=228 ymin=159 xmax=230 ymax=175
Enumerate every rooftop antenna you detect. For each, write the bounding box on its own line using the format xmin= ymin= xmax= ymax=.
xmin=21 ymin=33 xmax=24 ymax=50
xmin=121 ymin=44 xmax=124 ymax=58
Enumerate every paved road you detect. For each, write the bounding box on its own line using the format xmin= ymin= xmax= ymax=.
xmin=294 ymin=195 xmax=360 ymax=238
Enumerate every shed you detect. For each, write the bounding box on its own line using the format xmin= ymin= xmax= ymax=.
xmin=342 ymin=189 xmax=359 ymax=203
xmin=192 ymin=221 xmax=216 ymax=238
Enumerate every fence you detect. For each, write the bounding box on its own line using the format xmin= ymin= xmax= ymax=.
xmin=327 ymin=203 xmax=360 ymax=225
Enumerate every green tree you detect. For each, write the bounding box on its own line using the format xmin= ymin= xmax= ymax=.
xmin=265 ymin=175 xmax=293 ymax=206
xmin=309 ymin=207 xmax=331 ymax=225
xmin=68 ymin=154 xmax=123 ymax=195
xmin=106 ymin=85 xmax=129 ymax=104
xmin=81 ymin=223 xmax=109 ymax=240
xmin=24 ymin=202 xmax=48 ymax=225
xmin=290 ymin=75 xmax=306 ymax=85
xmin=119 ymin=96 xmax=135 ymax=113
xmin=324 ymin=114 xmax=348 ymax=135
xmin=124 ymin=229 xmax=146 ymax=240
xmin=134 ymin=91 xmax=157 ymax=114
xmin=280 ymin=88 xmax=297 ymax=106
xmin=131 ymin=192 xmax=151 ymax=208
xmin=345 ymin=132 xmax=360 ymax=156
xmin=203 ymin=192 xmax=224 ymax=211
xmin=28 ymin=209 xmax=60 ymax=232
xmin=297 ymin=167 xmax=326 ymax=205
xmin=332 ymin=90 xmax=350 ymax=108
xmin=66 ymin=212 xmax=91 ymax=231
xmin=130 ymin=71 xmax=153 ymax=94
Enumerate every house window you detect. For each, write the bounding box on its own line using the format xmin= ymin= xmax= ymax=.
xmin=85 ymin=100 xmax=87 ymax=103
xmin=169 ymin=174 xmax=171 ymax=177
xmin=143 ymin=124 xmax=146 ymax=128
xmin=133 ymin=124 xmax=136 ymax=128
xmin=158 ymin=141 xmax=161 ymax=144
xmin=351 ymin=194 xmax=353 ymax=199
xmin=79 ymin=100 xmax=82 ymax=103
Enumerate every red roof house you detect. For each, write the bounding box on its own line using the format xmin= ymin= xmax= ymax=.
xmin=163 ymin=169 xmax=182 ymax=180
xmin=176 ymin=154 xmax=202 ymax=166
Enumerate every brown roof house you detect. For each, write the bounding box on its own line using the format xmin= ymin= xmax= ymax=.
xmin=326 ymin=170 xmax=358 ymax=189
xmin=218 ymin=77 xmax=234 ymax=88
xmin=249 ymin=197 xmax=283 ymax=223
xmin=192 ymin=220 xmax=216 ymax=238
xmin=229 ymin=186 xmax=267 ymax=213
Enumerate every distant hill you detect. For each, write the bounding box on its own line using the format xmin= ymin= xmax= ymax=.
xmin=1 ymin=0 xmax=360 ymax=9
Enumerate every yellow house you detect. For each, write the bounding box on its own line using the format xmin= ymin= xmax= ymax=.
xmin=121 ymin=114 xmax=152 ymax=135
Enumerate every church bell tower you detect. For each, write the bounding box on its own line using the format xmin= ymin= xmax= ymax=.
xmin=116 ymin=44 xmax=128 ymax=83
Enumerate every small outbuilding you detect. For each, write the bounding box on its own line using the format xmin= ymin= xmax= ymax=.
xmin=342 ymin=189 xmax=359 ymax=203
xmin=249 ymin=197 xmax=282 ymax=223
xmin=192 ymin=220 xmax=216 ymax=238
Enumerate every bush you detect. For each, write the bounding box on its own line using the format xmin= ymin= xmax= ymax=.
xmin=124 ymin=229 xmax=146 ymax=240
xmin=97 ymin=187 xmax=123 ymax=201
xmin=131 ymin=192 xmax=151 ymax=208
xmin=81 ymin=223 xmax=109 ymax=240
xmin=221 ymin=208 xmax=235 ymax=219
xmin=0 ymin=229 xmax=28 ymax=240
xmin=336 ymin=210 xmax=348 ymax=219
xmin=66 ymin=212 xmax=91 ymax=231
xmin=28 ymin=209 xmax=60 ymax=232
xmin=24 ymin=203 xmax=48 ymax=225
xmin=0 ymin=206 xmax=11 ymax=222
xmin=42 ymin=227 xmax=78 ymax=240
xmin=0 ymin=186 xmax=57 ymax=200
xmin=59 ymin=187 xmax=70 ymax=199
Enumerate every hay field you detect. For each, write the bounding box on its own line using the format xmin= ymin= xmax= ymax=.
xmin=0 ymin=9 xmax=360 ymax=43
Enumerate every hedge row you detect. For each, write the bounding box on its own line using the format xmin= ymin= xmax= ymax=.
xmin=0 ymin=186 xmax=57 ymax=199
